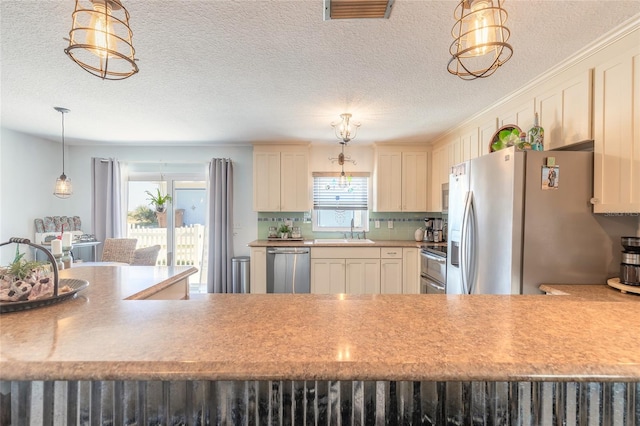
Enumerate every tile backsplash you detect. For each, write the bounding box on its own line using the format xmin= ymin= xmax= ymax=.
xmin=258 ymin=212 xmax=445 ymax=241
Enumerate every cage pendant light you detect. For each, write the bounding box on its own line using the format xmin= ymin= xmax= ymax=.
xmin=447 ymin=0 xmax=513 ymax=80
xmin=54 ymin=107 xmax=73 ymax=199
xmin=64 ymin=0 xmax=138 ymax=80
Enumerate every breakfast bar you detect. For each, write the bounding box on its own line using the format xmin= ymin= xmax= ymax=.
xmin=1 ymin=267 xmax=639 ymax=424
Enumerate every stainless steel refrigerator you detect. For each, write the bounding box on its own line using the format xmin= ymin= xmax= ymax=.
xmin=446 ymin=146 xmax=613 ymax=294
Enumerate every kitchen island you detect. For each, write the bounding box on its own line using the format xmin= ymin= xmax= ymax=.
xmin=1 ymin=268 xmax=638 ymax=424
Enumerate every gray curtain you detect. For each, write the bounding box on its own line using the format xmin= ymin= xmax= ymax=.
xmin=91 ymin=158 xmax=123 ymax=259
xmin=207 ymin=158 xmax=234 ymax=293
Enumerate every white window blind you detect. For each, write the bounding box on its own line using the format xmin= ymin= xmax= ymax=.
xmin=312 ymin=173 xmax=369 ymax=210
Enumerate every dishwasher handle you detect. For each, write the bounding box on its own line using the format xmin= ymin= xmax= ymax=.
xmin=267 ymin=247 xmax=310 ymax=255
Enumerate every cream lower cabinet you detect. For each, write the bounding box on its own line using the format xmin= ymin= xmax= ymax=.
xmin=346 ymin=259 xmax=381 ymax=294
xmin=311 ymin=247 xmax=380 ymax=294
xmin=593 ymin=46 xmax=640 ymax=213
xmin=380 ymin=248 xmax=403 ymax=294
xmin=311 ymin=259 xmax=346 ymax=294
xmin=250 ymin=247 xmax=267 ymax=293
xmin=402 ymin=248 xmax=420 ymax=294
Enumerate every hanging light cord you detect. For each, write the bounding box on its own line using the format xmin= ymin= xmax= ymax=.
xmin=60 ymin=111 xmax=66 ymax=176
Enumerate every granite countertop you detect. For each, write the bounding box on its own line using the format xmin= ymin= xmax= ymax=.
xmin=1 ymin=269 xmax=639 ymax=383
xmin=248 ymin=239 xmax=442 ymax=248
xmin=539 ymin=283 xmax=640 ymax=302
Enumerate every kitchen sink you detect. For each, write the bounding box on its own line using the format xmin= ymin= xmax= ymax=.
xmin=314 ymin=238 xmax=375 ymax=244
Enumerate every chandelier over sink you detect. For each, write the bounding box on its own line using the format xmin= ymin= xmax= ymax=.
xmin=331 ymin=113 xmax=360 ymax=145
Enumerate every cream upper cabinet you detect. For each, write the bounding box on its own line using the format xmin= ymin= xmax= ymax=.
xmin=374 ymin=151 xmax=402 ymax=211
xmin=253 ymin=146 xmax=309 ymax=212
xmin=536 ymin=70 xmax=592 ymax=150
xmin=402 ymin=151 xmax=429 ymax=211
xmin=280 ymin=151 xmax=309 ymax=211
xmin=374 ymin=147 xmax=429 ymax=212
xmin=460 ymin=128 xmax=480 ymax=162
xmin=593 ymin=46 xmax=640 ymax=213
xmin=431 ymin=145 xmax=452 ymax=212
xmin=249 ymin=247 xmax=267 ymax=294
xmin=479 ymin=118 xmax=497 ymax=157
xmin=253 ymin=151 xmax=281 ymax=211
xmin=499 ymin=99 xmax=535 ymax=133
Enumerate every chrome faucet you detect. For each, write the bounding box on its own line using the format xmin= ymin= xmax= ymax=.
xmin=350 ymin=218 xmax=354 ymax=239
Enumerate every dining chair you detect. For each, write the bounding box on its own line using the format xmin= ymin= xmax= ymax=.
xmin=131 ymin=245 xmax=161 ymax=266
xmin=101 ymin=238 xmax=138 ymax=264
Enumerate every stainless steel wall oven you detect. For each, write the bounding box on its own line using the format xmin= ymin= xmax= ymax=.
xmin=420 ymin=245 xmax=447 ymax=294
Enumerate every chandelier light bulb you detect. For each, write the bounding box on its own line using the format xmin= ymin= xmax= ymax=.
xmin=332 ymin=113 xmax=361 ymax=144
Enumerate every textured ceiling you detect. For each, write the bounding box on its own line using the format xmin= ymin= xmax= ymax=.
xmin=1 ymin=1 xmax=639 ymax=146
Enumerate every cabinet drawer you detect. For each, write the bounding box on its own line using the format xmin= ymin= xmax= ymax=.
xmin=312 ymin=247 xmax=380 ymax=259
xmin=381 ymin=248 xmax=403 ymax=259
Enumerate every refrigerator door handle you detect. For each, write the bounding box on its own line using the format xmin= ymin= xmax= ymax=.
xmin=460 ymin=191 xmax=472 ymax=294
xmin=467 ymin=194 xmax=478 ymax=294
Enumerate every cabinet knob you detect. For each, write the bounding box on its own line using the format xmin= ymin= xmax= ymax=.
xmin=590 ymin=198 xmax=599 ymax=205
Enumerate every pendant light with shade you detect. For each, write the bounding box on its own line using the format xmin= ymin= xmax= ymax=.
xmin=64 ymin=0 xmax=138 ymax=80
xmin=448 ymin=0 xmax=513 ymax=80
xmin=53 ymin=107 xmax=73 ymax=199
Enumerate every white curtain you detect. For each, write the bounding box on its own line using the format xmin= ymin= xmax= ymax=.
xmin=207 ymin=158 xmax=234 ymax=293
xmin=91 ymin=158 xmax=123 ymax=259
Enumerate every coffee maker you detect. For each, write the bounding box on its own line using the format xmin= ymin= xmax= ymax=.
xmin=423 ymin=218 xmax=434 ymax=242
xmin=433 ymin=218 xmax=444 ymax=243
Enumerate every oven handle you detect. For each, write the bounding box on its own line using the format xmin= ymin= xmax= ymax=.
xmin=420 ymin=251 xmax=446 ymax=263
xmin=427 ymin=280 xmax=445 ymax=292
xmin=421 ymin=276 xmax=446 ymax=293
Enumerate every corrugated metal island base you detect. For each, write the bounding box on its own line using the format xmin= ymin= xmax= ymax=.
xmin=1 ymin=271 xmax=639 ymax=425
xmin=6 ymin=379 xmax=638 ymax=425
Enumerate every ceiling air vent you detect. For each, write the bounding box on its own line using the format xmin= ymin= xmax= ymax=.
xmin=324 ymin=0 xmax=395 ymax=20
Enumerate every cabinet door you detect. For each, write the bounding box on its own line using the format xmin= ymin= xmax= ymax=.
xmin=479 ymin=118 xmax=497 ymax=157
xmin=561 ymin=70 xmax=592 ymax=145
xmin=311 ymin=259 xmax=346 ymax=294
xmin=537 ymin=71 xmax=592 ymax=150
xmin=537 ymin=88 xmax=562 ymax=150
xmin=346 ymin=259 xmax=381 ymax=294
xmin=402 ymin=248 xmax=420 ymax=294
xmin=461 ymin=128 xmax=480 ymax=162
xmin=430 ymin=148 xmax=444 ymax=212
xmin=250 ymin=247 xmax=267 ymax=294
xmin=280 ymin=151 xmax=309 ymax=212
xmin=402 ymin=152 xmax=429 ymax=211
xmin=253 ymin=151 xmax=281 ymax=211
xmin=499 ymin=99 xmax=535 ymax=133
xmin=449 ymin=137 xmax=462 ymax=167
xmin=380 ymin=258 xmax=403 ymax=294
xmin=375 ymin=152 xmax=402 ymax=211
xmin=593 ymin=47 xmax=640 ymax=213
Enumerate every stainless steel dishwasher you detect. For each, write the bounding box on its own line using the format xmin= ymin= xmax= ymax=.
xmin=266 ymin=247 xmax=310 ymax=293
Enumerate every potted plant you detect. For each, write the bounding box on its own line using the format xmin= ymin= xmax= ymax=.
xmin=145 ymin=189 xmax=173 ymax=213
xmin=278 ymin=224 xmax=291 ymax=239
xmin=0 ymin=251 xmax=52 ymax=302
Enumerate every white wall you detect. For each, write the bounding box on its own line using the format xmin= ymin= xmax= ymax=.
xmin=0 ymin=129 xmax=256 ymax=262
xmin=0 ymin=129 xmax=75 ymax=263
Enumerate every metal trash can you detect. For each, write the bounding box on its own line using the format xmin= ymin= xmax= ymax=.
xmin=231 ymin=256 xmax=251 ymax=293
